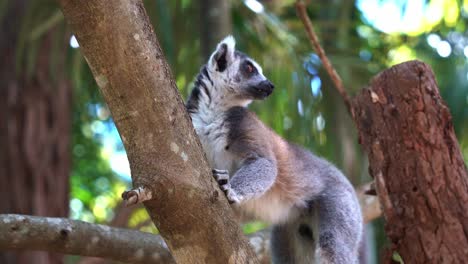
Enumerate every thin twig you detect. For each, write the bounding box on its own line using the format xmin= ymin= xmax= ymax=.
xmin=295 ymin=0 xmax=355 ymax=118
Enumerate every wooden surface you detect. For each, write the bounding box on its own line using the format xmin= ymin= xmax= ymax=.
xmin=56 ymin=0 xmax=258 ymax=263
xmin=353 ymin=60 xmax=468 ymax=263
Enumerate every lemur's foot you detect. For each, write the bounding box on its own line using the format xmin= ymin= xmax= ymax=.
xmin=212 ymin=169 xmax=242 ymax=204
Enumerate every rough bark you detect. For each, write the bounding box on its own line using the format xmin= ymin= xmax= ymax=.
xmin=0 ymin=214 xmax=174 ymax=264
xmin=352 ymin=60 xmax=468 ymax=263
xmin=73 ymin=183 xmax=382 ymax=264
xmin=0 ymin=180 xmax=377 ymax=264
xmin=56 ymin=0 xmax=258 ymax=263
xmin=0 ymin=214 xmax=275 ymax=264
xmin=76 ymin=202 xmax=140 ymax=264
xmin=0 ymin=1 xmax=71 ymax=263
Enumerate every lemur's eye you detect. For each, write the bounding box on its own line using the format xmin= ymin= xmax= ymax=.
xmin=246 ymin=64 xmax=254 ymax=74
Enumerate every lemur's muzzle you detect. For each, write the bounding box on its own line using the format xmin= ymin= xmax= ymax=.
xmin=253 ymin=80 xmax=275 ymax=98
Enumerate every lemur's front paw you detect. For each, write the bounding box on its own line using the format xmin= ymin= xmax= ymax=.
xmin=212 ymin=169 xmax=229 ymax=185
xmin=212 ymin=169 xmax=242 ymax=204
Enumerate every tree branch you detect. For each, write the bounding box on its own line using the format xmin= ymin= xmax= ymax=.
xmin=76 ymin=202 xmax=140 ymax=264
xmin=0 ymin=214 xmax=174 ymax=264
xmin=0 ymin=213 xmax=270 ymax=264
xmin=0 ymin=189 xmax=379 ymax=264
xmin=295 ymin=0 xmax=354 ymax=118
xmin=56 ymin=0 xmax=258 ymax=263
xmin=0 ymin=214 xmax=269 ymax=264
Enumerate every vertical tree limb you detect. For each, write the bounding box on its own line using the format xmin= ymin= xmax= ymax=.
xmin=296 ymin=2 xmax=468 ymax=262
xmin=56 ymin=0 xmax=258 ymax=263
xmin=353 ymin=61 xmax=468 ymax=263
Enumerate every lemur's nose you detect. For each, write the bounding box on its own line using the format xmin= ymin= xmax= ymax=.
xmin=266 ymin=81 xmax=274 ymax=90
xmin=260 ymin=80 xmax=274 ymax=93
xmin=252 ymin=80 xmax=275 ymax=98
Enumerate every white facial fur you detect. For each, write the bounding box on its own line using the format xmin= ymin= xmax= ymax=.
xmin=205 ymin=35 xmax=270 ymax=109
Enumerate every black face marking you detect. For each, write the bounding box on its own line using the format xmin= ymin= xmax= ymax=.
xmin=215 ymin=43 xmax=228 ymax=72
xmin=242 ymin=60 xmax=257 ymax=77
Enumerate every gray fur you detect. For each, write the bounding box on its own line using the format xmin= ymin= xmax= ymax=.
xmin=186 ymin=36 xmax=363 ymax=263
xmin=229 ymin=156 xmax=277 ymax=202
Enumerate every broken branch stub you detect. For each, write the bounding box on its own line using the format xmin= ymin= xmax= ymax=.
xmin=352 ymin=60 xmax=468 ymax=263
xmin=122 ymin=186 xmax=152 ymax=206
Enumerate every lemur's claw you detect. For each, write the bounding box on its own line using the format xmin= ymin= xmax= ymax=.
xmin=225 ymin=188 xmax=242 ymax=204
xmin=212 ymin=168 xmax=228 ymax=175
xmin=212 ymin=169 xmax=242 ymax=204
xmin=212 ymin=169 xmax=229 ymax=182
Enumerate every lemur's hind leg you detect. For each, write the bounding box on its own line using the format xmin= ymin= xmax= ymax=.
xmin=271 ymin=214 xmax=317 ymax=264
xmin=315 ymin=188 xmax=362 ymax=264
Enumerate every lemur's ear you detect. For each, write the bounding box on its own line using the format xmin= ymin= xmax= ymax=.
xmin=210 ymin=35 xmax=236 ymax=72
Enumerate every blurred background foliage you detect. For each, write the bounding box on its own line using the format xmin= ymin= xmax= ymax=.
xmin=3 ymin=0 xmax=468 ymax=263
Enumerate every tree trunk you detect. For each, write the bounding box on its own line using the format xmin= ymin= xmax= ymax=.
xmin=0 ymin=1 xmax=71 ymax=264
xmin=352 ymin=60 xmax=468 ymax=263
xmin=56 ymin=0 xmax=258 ymax=263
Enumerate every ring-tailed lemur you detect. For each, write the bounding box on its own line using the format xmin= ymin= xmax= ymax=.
xmin=186 ymin=36 xmax=362 ymax=263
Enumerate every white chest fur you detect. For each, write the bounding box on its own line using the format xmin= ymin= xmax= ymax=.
xmin=191 ymin=111 xmax=237 ymax=173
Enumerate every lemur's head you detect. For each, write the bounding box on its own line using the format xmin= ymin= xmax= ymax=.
xmin=206 ymin=36 xmax=274 ymax=106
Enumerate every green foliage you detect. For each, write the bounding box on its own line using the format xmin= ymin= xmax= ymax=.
xmin=66 ymin=0 xmax=468 ymax=231
xmin=9 ymin=1 xmax=467 ymax=261
xmin=242 ymin=221 xmax=268 ymax=234
xmin=68 ymin=54 xmax=128 ymax=223
xmin=392 ymin=251 xmax=405 ymax=263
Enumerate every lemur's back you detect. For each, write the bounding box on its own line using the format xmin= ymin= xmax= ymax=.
xmin=224 ymin=107 xmax=358 ymax=219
